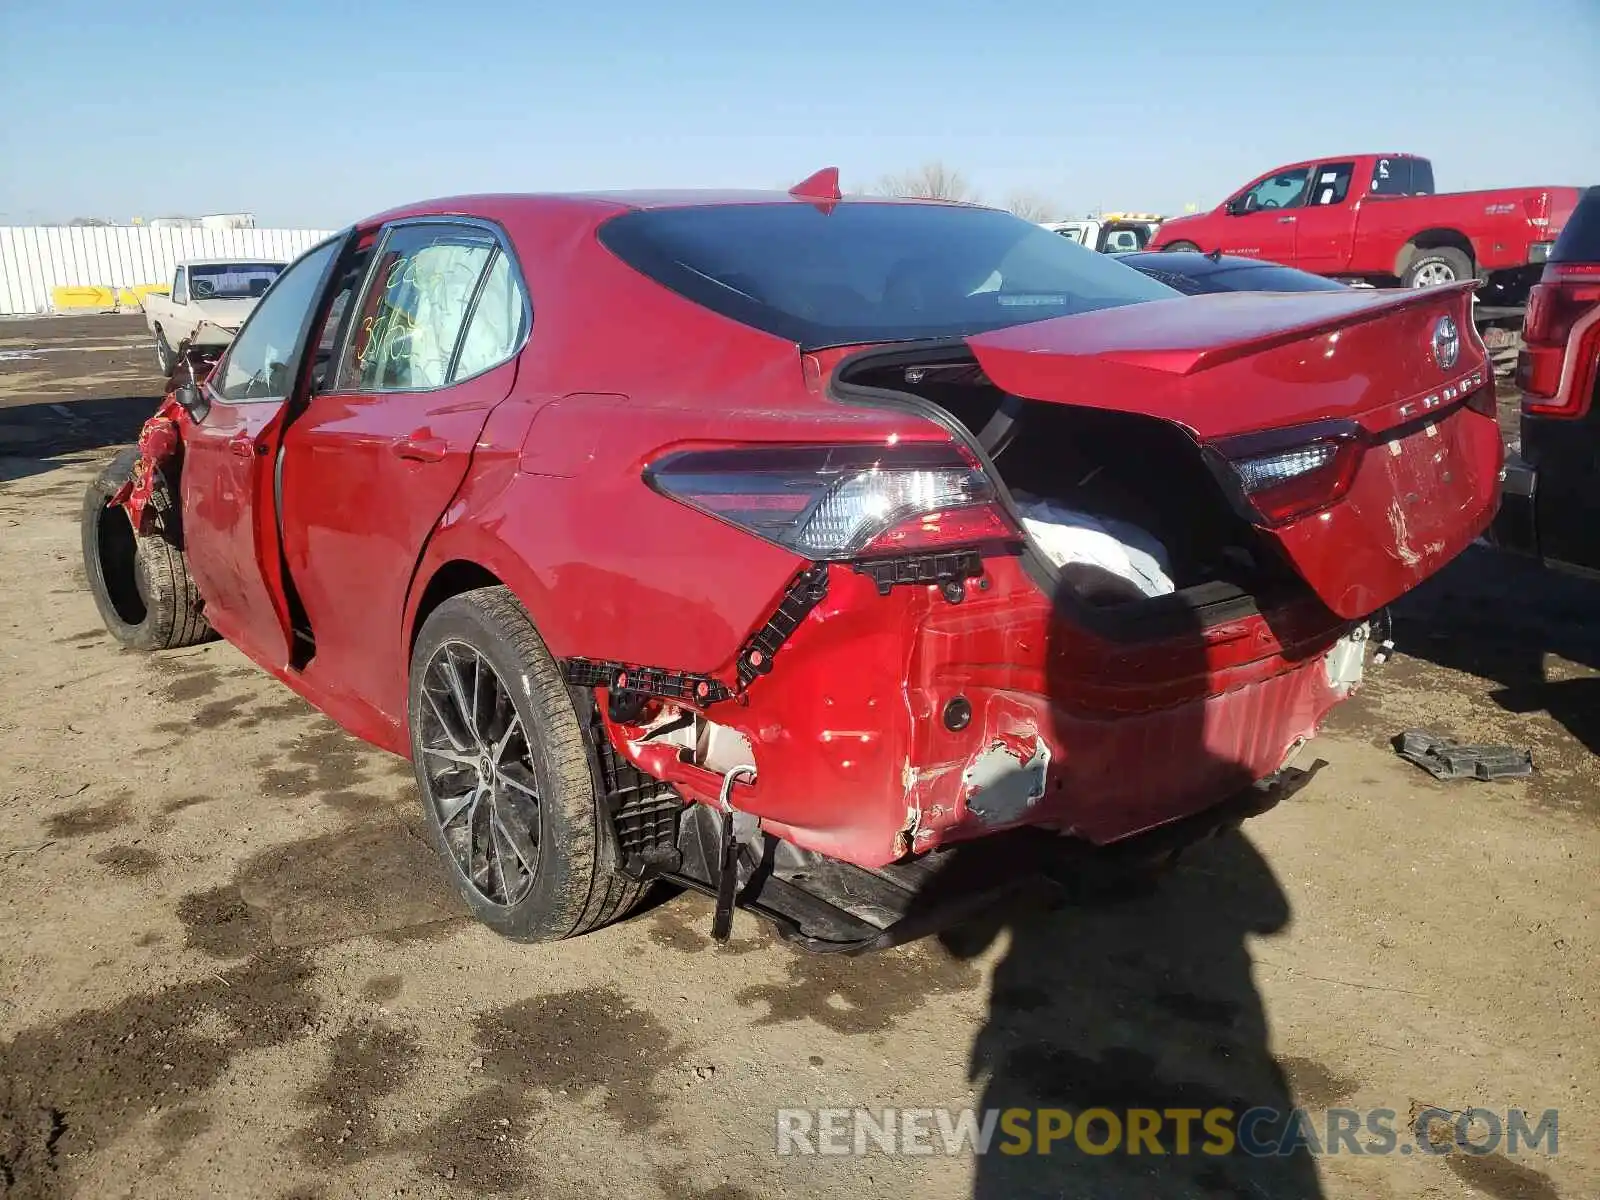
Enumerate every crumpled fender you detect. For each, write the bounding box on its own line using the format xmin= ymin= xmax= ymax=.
xmin=108 ymin=394 xmax=191 ymax=535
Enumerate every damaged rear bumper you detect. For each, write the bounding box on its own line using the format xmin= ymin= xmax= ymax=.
xmin=597 ymin=553 xmax=1355 ymax=870
xmin=659 ymin=757 xmax=1324 ymax=954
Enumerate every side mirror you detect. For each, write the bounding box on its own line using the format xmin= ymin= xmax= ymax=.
xmin=174 ymin=381 xmax=209 ymax=422
xmin=175 ymin=358 xmax=210 ymax=422
xmin=1224 ymin=197 xmax=1245 ymax=216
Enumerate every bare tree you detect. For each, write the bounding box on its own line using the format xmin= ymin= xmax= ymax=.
xmin=875 ymin=162 xmax=977 ymax=203
xmin=1004 ymin=191 xmax=1064 ymax=223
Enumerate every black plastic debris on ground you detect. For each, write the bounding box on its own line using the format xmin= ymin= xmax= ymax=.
xmin=1394 ymin=730 xmax=1534 ymax=781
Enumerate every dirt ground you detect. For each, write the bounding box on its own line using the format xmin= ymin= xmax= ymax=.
xmin=1 ymin=316 xmax=1596 ymax=1200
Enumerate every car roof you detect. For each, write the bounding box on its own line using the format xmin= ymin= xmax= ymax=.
xmin=1550 ymin=185 xmax=1600 ymax=264
xmin=1264 ymin=152 xmax=1419 ymax=173
xmin=361 ymin=190 xmax=971 ymax=228
xmin=178 ymin=257 xmax=287 ymax=267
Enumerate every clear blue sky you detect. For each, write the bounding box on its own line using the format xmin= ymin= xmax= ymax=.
xmin=2 ymin=0 xmax=1596 ymax=228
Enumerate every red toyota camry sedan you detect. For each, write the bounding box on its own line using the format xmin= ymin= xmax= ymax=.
xmin=83 ymin=173 xmax=1502 ymax=950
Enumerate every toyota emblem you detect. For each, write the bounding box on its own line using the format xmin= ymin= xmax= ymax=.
xmin=1431 ymin=315 xmax=1460 ymax=371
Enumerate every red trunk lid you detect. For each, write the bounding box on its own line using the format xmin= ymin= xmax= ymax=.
xmin=966 ymin=283 xmax=1503 ymax=618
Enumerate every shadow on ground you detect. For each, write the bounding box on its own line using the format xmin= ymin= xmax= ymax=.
xmin=894 ymin=577 xmax=1333 ymax=1197
xmin=1389 ymin=544 xmax=1600 ymax=755
xmin=0 ymin=396 xmax=159 ymax=483
xmin=932 ymin=831 xmax=1329 ymax=1199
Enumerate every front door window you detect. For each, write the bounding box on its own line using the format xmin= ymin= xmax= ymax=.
xmin=213 ymin=240 xmax=340 ymax=404
xmin=1235 ymin=169 xmax=1311 ymax=214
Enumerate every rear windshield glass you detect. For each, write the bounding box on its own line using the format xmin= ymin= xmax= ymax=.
xmin=190 ymin=263 xmax=284 ymax=300
xmin=599 ymin=203 xmax=1177 ymax=348
xmin=1123 ymin=258 xmax=1348 ymax=296
xmin=1202 ymin=264 xmax=1347 ymax=294
xmin=1552 ymin=187 xmax=1600 ymax=263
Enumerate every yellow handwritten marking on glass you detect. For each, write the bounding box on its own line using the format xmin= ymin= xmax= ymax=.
xmin=353 ymin=238 xmax=492 ymax=388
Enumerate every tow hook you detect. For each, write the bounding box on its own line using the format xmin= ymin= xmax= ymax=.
xmin=712 ymin=765 xmax=757 ymax=943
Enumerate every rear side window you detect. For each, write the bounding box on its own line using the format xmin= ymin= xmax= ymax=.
xmin=599 ymin=203 xmax=1176 ymax=349
xmin=1552 ymin=187 xmax=1600 ymax=263
xmin=454 ymin=251 xmax=528 ymax=380
xmin=338 ymin=224 xmax=497 ymax=391
xmin=1371 ymin=157 xmax=1433 ymax=196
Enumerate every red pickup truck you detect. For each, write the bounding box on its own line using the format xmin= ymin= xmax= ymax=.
xmin=1150 ymin=154 xmax=1580 ymax=301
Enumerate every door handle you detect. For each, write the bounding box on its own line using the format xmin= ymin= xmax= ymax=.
xmin=1278 ymin=216 xmax=1297 ymax=224
xmin=392 ymin=435 xmax=448 ymax=463
xmin=228 ymin=436 xmax=254 ymax=458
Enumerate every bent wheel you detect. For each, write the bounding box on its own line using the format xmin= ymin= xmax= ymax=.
xmin=408 ymin=586 xmax=646 ymax=942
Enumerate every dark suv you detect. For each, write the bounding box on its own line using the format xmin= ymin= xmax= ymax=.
xmin=1495 ymin=185 xmax=1600 ymax=577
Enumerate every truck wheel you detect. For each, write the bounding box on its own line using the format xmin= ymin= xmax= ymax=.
xmin=81 ymin=448 xmax=215 ymax=651
xmin=1403 ymin=247 xmax=1472 ymax=288
xmin=1163 ymin=241 xmax=1201 ymax=253
xmin=153 ymin=328 xmax=174 ymax=376
xmin=408 ymin=586 xmax=646 ymax=943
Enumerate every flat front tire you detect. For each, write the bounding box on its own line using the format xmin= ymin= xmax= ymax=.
xmin=81 ymin=448 xmax=214 ymax=651
xmin=407 ymin=586 xmax=645 ymax=942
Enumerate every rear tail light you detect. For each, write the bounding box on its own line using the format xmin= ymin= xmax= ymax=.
xmin=1214 ymin=421 xmax=1365 ymax=526
xmin=645 ymin=443 xmax=1018 ymax=559
xmin=1520 ymin=263 xmax=1600 ymax=416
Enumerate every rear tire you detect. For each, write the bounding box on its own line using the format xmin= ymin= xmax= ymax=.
xmin=1402 ymin=246 xmax=1472 ymax=288
xmin=153 ymin=327 xmax=174 ymax=376
xmin=1163 ymin=241 xmax=1202 ymax=253
xmin=408 ymin=586 xmax=646 ymax=942
xmin=81 ymin=448 xmax=214 ymax=651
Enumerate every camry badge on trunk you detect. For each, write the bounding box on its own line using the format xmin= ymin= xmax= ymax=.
xmin=1432 ymin=315 xmax=1461 ymax=371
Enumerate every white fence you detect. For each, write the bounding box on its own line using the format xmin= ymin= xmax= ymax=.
xmin=0 ymin=226 xmax=335 ymax=316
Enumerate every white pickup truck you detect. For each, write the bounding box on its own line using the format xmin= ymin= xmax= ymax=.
xmin=141 ymin=258 xmax=285 ymax=375
xmin=1042 ymin=214 xmax=1166 ymax=254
